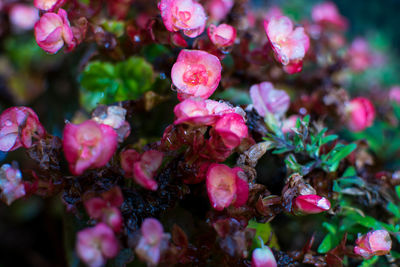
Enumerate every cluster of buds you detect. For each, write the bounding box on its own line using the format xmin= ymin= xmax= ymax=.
xmin=345 ymin=97 xmax=375 ymax=132
xmin=354 ymin=230 xmax=392 ymax=259
xmin=84 ymin=187 xmax=124 ymax=233
xmin=120 ymin=149 xmax=164 ymax=191
xmin=0 ymin=164 xmax=26 ymax=205
xmin=0 ymin=106 xmax=46 ymax=152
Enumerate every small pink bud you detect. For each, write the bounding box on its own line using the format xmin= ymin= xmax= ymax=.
xmin=34 ymin=0 xmax=66 ymax=11
xmin=171 ymin=32 xmax=188 ymax=48
xmin=135 ymin=218 xmax=169 ymax=265
xmin=62 ymin=120 xmax=118 ymax=175
xmin=347 ymin=38 xmax=372 ymax=72
xmin=311 ymin=2 xmax=348 ymax=30
xmin=9 ymin=5 xmax=39 ymax=31
xmin=0 ymin=164 xmax=26 ymax=205
xmin=158 ymin=0 xmax=206 ymax=38
xmin=389 ymin=86 xmax=400 ymax=104
xmin=171 ymin=49 xmax=222 ymax=100
xmin=206 ymin=0 xmax=233 ymax=22
xmin=293 ymin=194 xmax=331 ymax=214
xmin=76 ymin=223 xmax=119 ymax=267
xmin=250 ymin=82 xmax=290 ymax=117
xmin=34 ymin=9 xmax=75 ymax=54
xmin=264 ymin=16 xmax=310 ymax=74
xmin=207 ymin=24 xmax=236 ymax=48
xmin=173 ymin=98 xmax=219 ymax=126
xmin=0 ymin=107 xmax=45 ymax=152
xmin=346 ymin=97 xmax=375 ymax=132
xmin=252 ymin=246 xmax=277 ymax=267
xmin=354 ymin=230 xmax=392 ymax=259
xmin=206 ymin=164 xmax=237 ymax=210
xmin=214 ymin=113 xmax=248 ymax=149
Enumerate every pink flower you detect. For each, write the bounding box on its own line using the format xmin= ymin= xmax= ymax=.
xmin=0 ymin=164 xmax=26 ymax=205
xmin=9 ymin=4 xmax=39 ymax=31
xmin=135 ymin=218 xmax=170 ymax=265
xmin=347 ymin=38 xmax=372 ymax=72
xmin=62 ymin=120 xmax=118 ymax=175
xmin=293 ymin=194 xmax=331 ymax=214
xmin=311 ymin=2 xmax=348 ymax=30
xmin=264 ymin=16 xmax=310 ymax=74
xmin=34 ymin=0 xmax=66 ymax=11
xmin=389 ymin=86 xmax=400 ymax=104
xmin=206 ymin=164 xmax=249 ymax=210
xmin=264 ymin=6 xmax=283 ymax=21
xmin=346 ymin=97 xmax=375 ymax=132
xmin=207 ymin=24 xmax=236 ymax=48
xmin=0 ymin=107 xmax=45 ymax=152
xmin=354 ymin=230 xmax=392 ymax=259
xmin=213 ymin=113 xmax=248 ymax=149
xmin=206 ymin=0 xmax=233 ymax=22
xmin=34 ymin=9 xmax=75 ymax=54
xmin=158 ymin=0 xmax=206 ymax=38
xmin=252 ymin=245 xmax=277 ymax=267
xmin=250 ymin=81 xmax=290 ymax=117
xmin=120 ymin=149 xmax=163 ymax=191
xmin=171 ymin=50 xmax=222 ymax=100
xmin=76 ymin=223 xmax=119 ymax=267
xmin=84 ymin=187 xmax=124 ymax=233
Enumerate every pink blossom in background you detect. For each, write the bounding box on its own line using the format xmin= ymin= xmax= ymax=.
xmin=171 ymin=50 xmax=222 ymax=100
xmin=0 ymin=107 xmax=45 ymax=152
xmin=389 ymin=86 xmax=400 ymax=104
xmin=293 ymin=194 xmax=331 ymax=214
xmin=135 ymin=218 xmax=170 ymax=265
xmin=311 ymin=1 xmax=348 ymax=30
xmin=250 ymin=82 xmax=290 ymax=117
xmin=207 ymin=24 xmax=236 ymax=48
xmin=9 ymin=4 xmax=39 ymax=31
xmin=120 ymin=149 xmax=163 ymax=191
xmin=282 ymin=115 xmax=300 ymax=133
xmin=264 ymin=16 xmax=310 ymax=74
xmin=76 ymin=223 xmax=119 ymax=267
xmin=34 ymin=0 xmax=66 ymax=11
xmin=252 ymin=245 xmax=277 ymax=267
xmin=347 ymin=38 xmax=372 ymax=72
xmin=158 ymin=0 xmax=206 ymax=38
xmin=346 ymin=97 xmax=375 ymax=132
xmin=62 ymin=120 xmax=118 ymax=175
xmin=264 ymin=6 xmax=283 ymax=21
xmin=206 ymin=0 xmax=233 ymax=22
xmin=354 ymin=230 xmax=392 ymax=259
xmin=0 ymin=164 xmax=26 ymax=205
xmin=34 ymin=9 xmax=75 ymax=54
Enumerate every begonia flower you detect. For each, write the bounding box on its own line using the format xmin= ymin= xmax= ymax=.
xmin=206 ymin=164 xmax=249 ymax=210
xmin=207 ymin=24 xmax=236 ymax=48
xmin=158 ymin=0 xmax=206 ymax=38
xmin=34 ymin=0 xmax=66 ymax=11
xmin=347 ymin=38 xmax=372 ymax=72
xmin=171 ymin=49 xmax=222 ymax=100
xmin=293 ymin=194 xmax=331 ymax=214
xmin=62 ymin=120 xmax=118 ymax=176
xmin=9 ymin=4 xmax=39 ymax=31
xmin=0 ymin=106 xmax=45 ymax=152
xmin=0 ymin=164 xmax=26 ymax=205
xmin=213 ymin=113 xmax=248 ymax=149
xmin=389 ymin=86 xmax=400 ymax=104
xmin=354 ymin=230 xmax=392 ymax=259
xmin=120 ymin=149 xmax=163 ymax=191
xmin=264 ymin=16 xmax=310 ymax=74
xmin=84 ymin=187 xmax=124 ymax=232
xmin=252 ymin=244 xmax=277 ymax=267
xmin=135 ymin=218 xmax=170 ymax=265
xmin=206 ymin=0 xmax=233 ymax=22
xmin=249 ymin=81 xmax=290 ymax=117
xmin=311 ymin=2 xmax=348 ymax=30
xmin=76 ymin=223 xmax=119 ymax=267
xmin=34 ymin=9 xmax=75 ymax=54
xmin=345 ymin=97 xmax=375 ymax=132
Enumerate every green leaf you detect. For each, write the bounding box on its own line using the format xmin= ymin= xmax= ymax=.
xmin=321 ymin=134 xmax=338 ymax=145
xmin=396 ymin=185 xmax=400 ymax=199
xmin=358 ymin=256 xmax=378 ymax=267
xmin=317 ymin=233 xmax=337 ymax=253
xmin=247 ymin=220 xmax=279 ymax=250
xmin=387 ymin=202 xmax=400 ymax=218
xmin=342 ymin=166 xmax=357 ymax=177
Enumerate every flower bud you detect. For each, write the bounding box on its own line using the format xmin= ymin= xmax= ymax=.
xmin=354 ymin=230 xmax=392 ymax=259
xmin=250 ymin=82 xmax=290 ymax=117
xmin=158 ymin=0 xmax=206 ymax=38
xmin=34 ymin=9 xmax=75 ymax=54
xmin=171 ymin=49 xmax=222 ymax=100
xmin=0 ymin=164 xmax=26 ymax=205
xmin=62 ymin=120 xmax=118 ymax=175
xmin=9 ymin=4 xmax=39 ymax=31
xmin=207 ymin=24 xmax=236 ymax=48
xmin=293 ymin=194 xmax=331 ymax=214
xmin=346 ymin=97 xmax=375 ymax=132
xmin=214 ymin=113 xmax=248 ymax=149
xmin=34 ymin=0 xmax=66 ymax=11
xmin=252 ymin=245 xmax=277 ymax=267
xmin=76 ymin=223 xmax=119 ymax=267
